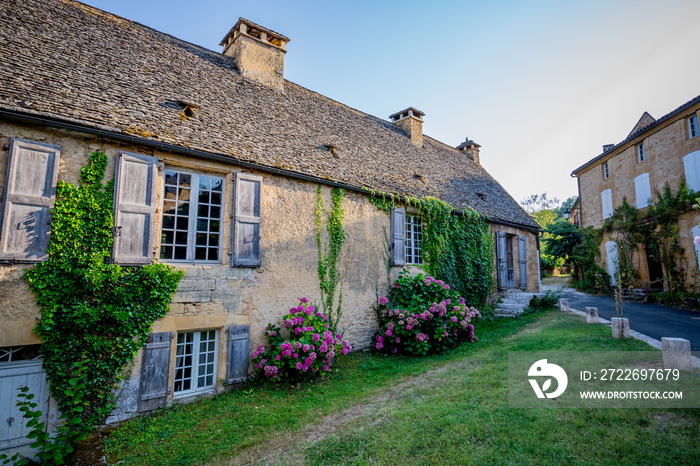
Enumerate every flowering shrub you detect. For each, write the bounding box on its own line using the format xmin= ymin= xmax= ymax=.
xmin=252 ymin=298 xmax=351 ymax=382
xmin=375 ymin=272 xmax=481 ymax=356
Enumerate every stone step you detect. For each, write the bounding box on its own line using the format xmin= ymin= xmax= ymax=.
xmin=498 ymin=302 xmax=528 ymax=310
xmin=501 ymin=297 xmax=532 ymax=304
xmin=495 ymin=308 xmax=524 ymax=318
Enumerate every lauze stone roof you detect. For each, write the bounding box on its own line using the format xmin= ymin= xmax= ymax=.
xmin=0 ymin=0 xmax=538 ymax=230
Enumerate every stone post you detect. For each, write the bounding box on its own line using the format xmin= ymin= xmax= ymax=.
xmin=558 ymin=298 xmax=569 ymax=312
xmin=661 ymin=337 xmax=692 ymax=371
xmin=585 ymin=307 xmax=598 ymax=324
xmin=611 ymin=317 xmax=630 ymax=339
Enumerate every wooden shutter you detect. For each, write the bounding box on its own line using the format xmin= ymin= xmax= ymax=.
xmin=0 ymin=139 xmax=60 ymax=262
xmin=497 ymin=231 xmax=507 ymax=290
xmin=683 ymin=150 xmax=700 ymax=192
xmin=605 ymin=241 xmax=618 ymax=287
xmin=634 ymin=173 xmax=652 ymax=209
xmin=113 ymin=152 xmax=157 ymax=265
xmin=390 ymin=207 xmax=406 ymax=266
xmin=226 ymin=325 xmax=250 ymax=384
xmin=518 ymin=235 xmax=528 ymax=290
xmin=138 ymin=332 xmax=171 ymax=412
xmin=232 ymin=173 xmax=262 ymax=267
xmin=601 ymin=189 xmax=613 ymax=220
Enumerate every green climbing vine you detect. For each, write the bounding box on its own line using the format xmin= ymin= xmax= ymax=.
xmin=602 ymin=180 xmax=695 ymax=291
xmin=369 ymin=194 xmax=494 ymax=307
xmin=316 ymin=186 xmax=346 ymax=333
xmin=24 ymin=151 xmax=183 ymax=423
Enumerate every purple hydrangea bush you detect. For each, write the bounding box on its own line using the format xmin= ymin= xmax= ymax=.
xmin=375 ymin=272 xmax=481 ymax=356
xmin=252 ymin=298 xmax=352 ymax=381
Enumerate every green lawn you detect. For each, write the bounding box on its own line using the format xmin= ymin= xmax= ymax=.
xmin=102 ymin=311 xmax=700 ymax=465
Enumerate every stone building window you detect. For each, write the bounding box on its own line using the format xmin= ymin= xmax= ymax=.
xmin=174 ymin=330 xmax=218 ymax=396
xmin=602 ymin=162 xmax=610 ymax=180
xmin=160 ymin=169 xmax=224 ymax=262
xmin=601 ymin=189 xmax=613 ymax=219
xmin=637 ymin=143 xmax=645 ymax=162
xmin=405 ymin=215 xmax=423 ymax=265
xmin=690 ymin=115 xmax=699 ymax=139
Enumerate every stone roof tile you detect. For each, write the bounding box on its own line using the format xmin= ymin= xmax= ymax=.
xmin=0 ymin=0 xmax=538 ymax=229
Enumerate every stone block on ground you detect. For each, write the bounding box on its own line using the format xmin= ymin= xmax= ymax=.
xmin=585 ymin=307 xmax=598 ymax=324
xmin=558 ymin=298 xmax=569 ymax=312
xmin=661 ymin=337 xmax=692 ymax=371
xmin=611 ymin=317 xmax=630 ymax=339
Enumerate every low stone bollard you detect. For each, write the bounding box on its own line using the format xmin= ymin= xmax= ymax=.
xmin=558 ymin=298 xmax=569 ymax=312
xmin=585 ymin=307 xmax=598 ymax=323
xmin=662 ymin=337 xmax=692 ymax=371
xmin=611 ymin=317 xmax=630 ymax=339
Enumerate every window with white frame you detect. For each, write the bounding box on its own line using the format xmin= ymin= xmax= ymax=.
xmin=160 ymin=170 xmax=223 ymax=262
xmin=689 ymin=115 xmax=698 ymax=139
xmin=637 ymin=143 xmax=645 ymax=162
xmin=603 ymin=162 xmax=610 ymax=179
xmin=405 ymin=215 xmax=423 ymax=265
xmin=174 ymin=330 xmax=218 ymax=396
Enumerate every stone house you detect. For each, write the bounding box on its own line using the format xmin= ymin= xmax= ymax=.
xmin=0 ymin=0 xmax=539 ymax=448
xmin=571 ymin=94 xmax=700 ymax=290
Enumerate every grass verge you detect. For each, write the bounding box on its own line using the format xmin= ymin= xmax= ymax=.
xmin=102 ymin=311 xmax=699 ymax=465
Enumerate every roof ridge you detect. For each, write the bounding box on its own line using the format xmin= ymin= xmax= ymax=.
xmin=572 ymin=93 xmax=700 ymax=175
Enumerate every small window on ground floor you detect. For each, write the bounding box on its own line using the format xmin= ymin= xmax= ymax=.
xmin=174 ymin=330 xmax=218 ymax=396
xmin=0 ymin=345 xmax=41 ymax=363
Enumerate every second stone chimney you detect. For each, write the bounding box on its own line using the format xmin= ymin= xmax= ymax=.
xmin=456 ymin=137 xmax=481 ymax=164
xmin=389 ymin=107 xmax=425 ymax=148
xmin=220 ymin=18 xmax=289 ymax=92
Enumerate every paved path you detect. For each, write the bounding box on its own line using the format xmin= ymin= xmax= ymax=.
xmin=544 ymin=281 xmax=700 ymax=351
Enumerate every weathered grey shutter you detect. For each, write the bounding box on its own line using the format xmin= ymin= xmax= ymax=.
xmin=232 ymin=173 xmax=262 ymax=267
xmin=497 ymin=231 xmax=507 ymax=290
xmin=0 ymin=139 xmax=60 ymax=262
xmin=390 ymin=207 xmax=406 ymax=266
xmin=138 ymin=331 xmax=171 ymax=412
xmin=518 ymin=235 xmax=528 ymax=290
xmin=113 ymin=152 xmax=158 ymax=265
xmin=226 ymin=325 xmax=250 ymax=384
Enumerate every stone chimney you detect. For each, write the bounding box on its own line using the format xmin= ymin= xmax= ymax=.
xmin=602 ymin=144 xmax=615 ymax=153
xmin=220 ymin=18 xmax=289 ymax=92
xmin=389 ymin=108 xmax=425 ymax=148
xmin=456 ymin=137 xmax=481 ymax=164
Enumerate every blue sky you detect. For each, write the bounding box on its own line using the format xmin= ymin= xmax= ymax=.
xmin=81 ymin=0 xmax=700 ymax=206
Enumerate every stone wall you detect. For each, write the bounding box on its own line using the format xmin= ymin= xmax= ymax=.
xmin=490 ymin=224 xmax=540 ymax=294
xmin=577 ymin=104 xmax=700 ymax=290
xmin=0 ymin=121 xmax=537 ymax=421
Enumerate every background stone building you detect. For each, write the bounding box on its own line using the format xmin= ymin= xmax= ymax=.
xmin=0 ymin=0 xmax=539 ymax=448
xmin=572 ymin=94 xmax=700 ymax=290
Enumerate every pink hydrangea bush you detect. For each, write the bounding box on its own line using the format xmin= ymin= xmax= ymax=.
xmin=252 ymin=298 xmax=351 ymax=382
xmin=375 ymin=272 xmax=481 ymax=356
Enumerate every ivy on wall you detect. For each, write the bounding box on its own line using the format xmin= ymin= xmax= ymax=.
xmin=315 ymin=186 xmax=346 ymax=333
xmin=24 ymin=151 xmax=183 ymax=420
xmin=370 ymin=194 xmax=494 ymax=307
xmin=602 ymin=180 xmax=695 ymax=291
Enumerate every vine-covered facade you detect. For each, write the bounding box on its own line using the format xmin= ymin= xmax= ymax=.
xmin=572 ymin=94 xmax=700 ymax=291
xmin=0 ymin=0 xmax=539 ymax=449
